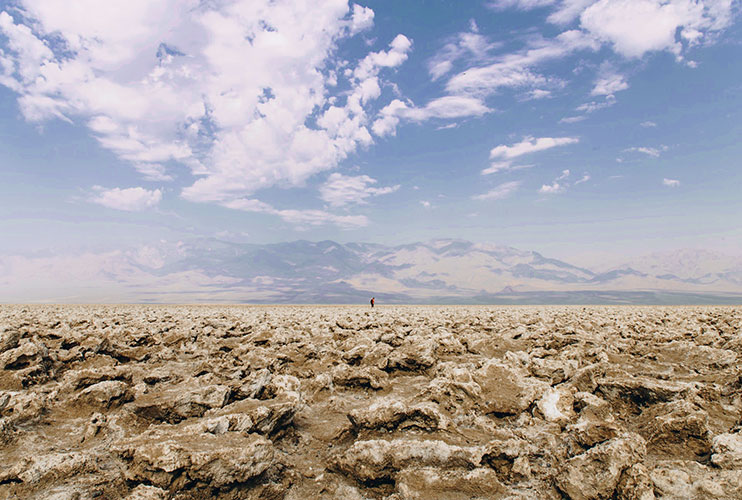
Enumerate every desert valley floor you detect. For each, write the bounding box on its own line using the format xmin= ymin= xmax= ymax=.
xmin=1 ymin=305 xmax=741 ymax=499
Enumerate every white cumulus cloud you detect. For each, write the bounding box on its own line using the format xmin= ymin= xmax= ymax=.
xmin=663 ymin=178 xmax=680 ymax=187
xmin=576 ymin=96 xmax=616 ymax=113
xmin=624 ymin=145 xmax=668 ymax=157
xmin=481 ymin=161 xmax=534 ymax=175
xmin=548 ymin=0 xmax=595 ymax=24
xmin=0 ymin=0 xmax=411 ymax=227
xmin=574 ymin=173 xmax=591 ymax=184
xmin=224 ymin=198 xmax=368 ymax=229
xmin=539 ymin=169 xmax=571 ymax=194
xmin=445 ymin=30 xmax=599 ymax=96
xmin=579 ymin=0 xmax=734 ymax=59
xmin=490 ymin=0 xmax=557 ymax=10
xmin=490 ymin=136 xmax=579 ymax=160
xmin=320 ymin=173 xmax=400 ymax=207
xmin=473 ymin=181 xmax=521 ymax=200
xmin=592 ymin=73 xmax=628 ymax=96
xmin=372 ymin=95 xmax=491 ymax=137
xmin=350 ymin=4 xmax=375 ymax=35
xmin=427 ymin=24 xmax=500 ymax=80
xmin=90 ymin=186 xmax=162 ymax=211
xmin=559 ymin=115 xmax=587 ymax=123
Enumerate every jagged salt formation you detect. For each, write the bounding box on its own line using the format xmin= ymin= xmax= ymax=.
xmin=1 ymin=305 xmax=741 ymax=499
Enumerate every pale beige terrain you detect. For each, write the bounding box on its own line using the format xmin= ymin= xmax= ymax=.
xmin=1 ymin=305 xmax=741 ymax=500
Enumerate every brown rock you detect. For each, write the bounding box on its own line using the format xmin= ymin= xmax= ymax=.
xmin=386 ymin=337 xmax=437 ymax=372
xmin=348 ymin=399 xmax=449 ymax=432
xmin=332 ymin=364 xmax=388 ymax=390
xmin=597 ymin=376 xmax=693 ymax=407
xmin=481 ymin=437 xmax=535 ymax=477
xmin=207 ymin=395 xmax=299 ymax=436
xmin=2 ymin=305 xmax=740 ymax=500
xmin=711 ymin=432 xmax=742 ymax=469
xmin=556 ymin=433 xmax=646 ymax=500
xmin=650 ymin=460 xmax=742 ymax=499
xmin=535 ymin=387 xmax=575 ymax=424
xmin=126 ymin=484 xmax=168 ymax=500
xmin=395 ymin=467 xmax=508 ymax=500
xmin=0 ymin=417 xmax=17 ymax=445
xmin=117 ymin=431 xmax=275 ymax=489
xmin=75 ymin=380 xmax=133 ymax=409
xmin=474 ymin=360 xmax=546 ymax=415
xmin=638 ymin=400 xmax=710 ymax=458
xmin=529 ymin=357 xmax=579 ymax=384
xmin=567 ymin=362 xmax=606 ymax=393
xmin=333 ymin=439 xmax=483 ymax=483
xmin=567 ymin=415 xmax=619 ymax=448
xmin=1 ymin=339 xmax=49 ymax=370
xmin=616 ymin=463 xmax=656 ymax=500
xmin=132 ymin=383 xmax=230 ymax=423
xmin=0 ymin=327 xmax=21 ymax=354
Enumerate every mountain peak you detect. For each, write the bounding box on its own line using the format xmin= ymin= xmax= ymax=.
xmin=3 ymin=239 xmax=742 ymax=303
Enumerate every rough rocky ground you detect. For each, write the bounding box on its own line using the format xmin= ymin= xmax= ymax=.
xmin=1 ymin=305 xmax=741 ymax=500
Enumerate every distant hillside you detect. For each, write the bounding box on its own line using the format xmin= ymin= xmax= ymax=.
xmin=1 ymin=239 xmax=741 ymax=303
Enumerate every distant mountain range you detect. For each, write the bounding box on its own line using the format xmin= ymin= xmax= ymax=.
xmin=2 ymin=239 xmax=741 ymax=304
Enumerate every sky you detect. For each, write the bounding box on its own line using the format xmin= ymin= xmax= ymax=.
xmin=1 ymin=0 xmax=741 ymax=266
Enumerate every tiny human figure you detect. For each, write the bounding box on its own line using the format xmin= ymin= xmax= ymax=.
xmin=370 ymin=297 xmax=375 ymax=308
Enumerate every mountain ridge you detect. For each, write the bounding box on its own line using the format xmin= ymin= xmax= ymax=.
xmin=1 ymin=239 xmax=741 ymax=303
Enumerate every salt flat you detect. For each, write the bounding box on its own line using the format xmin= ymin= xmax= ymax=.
xmin=1 ymin=305 xmax=741 ymax=499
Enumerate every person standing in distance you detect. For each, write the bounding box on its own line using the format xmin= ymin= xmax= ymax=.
xmin=370 ymin=297 xmax=375 ymax=308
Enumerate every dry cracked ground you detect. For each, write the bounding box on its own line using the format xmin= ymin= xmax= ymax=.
xmin=1 ymin=305 xmax=742 ymax=500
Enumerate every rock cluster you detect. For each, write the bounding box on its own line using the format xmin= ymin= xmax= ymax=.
xmin=1 ymin=305 xmax=741 ymax=499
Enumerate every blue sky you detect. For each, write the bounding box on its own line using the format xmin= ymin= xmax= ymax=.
xmin=0 ymin=0 xmax=741 ymax=265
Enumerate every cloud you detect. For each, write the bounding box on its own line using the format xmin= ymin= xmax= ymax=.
xmin=90 ymin=186 xmax=162 ymax=211
xmin=539 ymin=169 xmax=571 ymax=194
xmin=547 ymin=0 xmax=595 ymax=24
xmin=371 ymin=99 xmax=407 ymax=137
xmin=404 ymin=96 xmax=492 ymax=121
xmin=319 ymin=173 xmax=400 ymax=207
xmin=523 ymin=89 xmax=552 ymax=100
xmin=490 ymin=136 xmax=579 ymax=160
xmin=559 ymin=115 xmax=587 ymax=123
xmin=436 ymin=122 xmax=459 ymax=130
xmin=539 ymin=183 xmax=563 ymax=194
xmin=435 ymin=0 xmax=736 ymax=129
xmin=445 ymin=30 xmax=599 ymax=97
xmin=353 ymin=33 xmax=412 ymax=80
xmin=574 ymin=173 xmax=591 ymax=184
xmin=481 ymin=161 xmax=533 ymax=175
xmin=640 ymin=120 xmax=657 ymax=127
xmin=545 ymin=1 xmax=734 ymax=61
xmin=592 ymin=73 xmax=628 ymax=96
xmin=420 ymin=200 xmax=432 ymax=208
xmin=372 ymin=95 xmax=491 ymax=137
xmin=224 ymin=198 xmax=368 ymax=229
xmin=579 ymin=0 xmax=734 ymax=59
xmin=576 ymin=95 xmax=615 ymax=113
xmin=129 ymin=162 xmax=173 ymax=182
xmin=489 ymin=0 xmax=557 ymax=10
xmin=473 ymin=181 xmax=521 ymax=200
xmin=350 ymin=4 xmax=375 ymax=35
xmin=663 ymin=178 xmax=680 ymax=187
xmin=428 ymin=25 xmax=499 ymax=80
xmin=0 ymin=1 xmax=414 ymax=225
xmin=624 ymin=145 xmax=668 ymax=157
xmin=481 ymin=162 xmax=513 ymax=175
